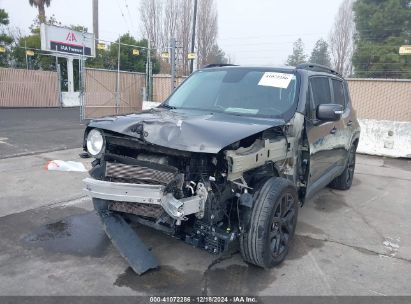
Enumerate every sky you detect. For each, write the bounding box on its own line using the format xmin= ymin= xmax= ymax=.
xmin=0 ymin=0 xmax=343 ymax=65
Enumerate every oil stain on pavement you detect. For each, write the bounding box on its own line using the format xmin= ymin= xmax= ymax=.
xmin=115 ymin=266 xmax=204 ymax=295
xmin=17 ymin=207 xmax=323 ymax=295
xmin=113 ymin=225 xmax=325 ymax=295
xmin=22 ymin=211 xmax=110 ymax=257
xmin=114 ymin=263 xmax=274 ymax=296
xmin=312 ymin=190 xmax=349 ymax=213
xmin=205 ymin=264 xmax=273 ymax=295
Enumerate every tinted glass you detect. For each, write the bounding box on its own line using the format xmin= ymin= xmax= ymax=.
xmin=332 ymin=79 xmax=346 ymax=107
xmin=310 ymin=77 xmax=331 ymax=107
xmin=344 ymin=82 xmax=351 ymax=105
xmin=165 ymin=69 xmax=297 ymax=117
xmin=306 ymin=84 xmax=315 ymax=118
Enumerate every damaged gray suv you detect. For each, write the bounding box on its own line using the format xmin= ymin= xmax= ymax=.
xmin=83 ymin=64 xmax=360 ymax=274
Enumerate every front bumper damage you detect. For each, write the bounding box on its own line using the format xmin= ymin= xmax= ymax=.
xmin=83 ymin=178 xmax=207 ymax=221
xmin=83 ymin=177 xmax=208 ymax=274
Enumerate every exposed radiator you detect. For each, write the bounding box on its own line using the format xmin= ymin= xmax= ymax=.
xmin=105 ymin=161 xmax=176 ymax=185
xmin=109 ymin=201 xmax=164 ymax=218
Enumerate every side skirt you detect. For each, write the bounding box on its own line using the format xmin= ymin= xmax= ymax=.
xmin=305 ymin=165 xmax=344 ymax=201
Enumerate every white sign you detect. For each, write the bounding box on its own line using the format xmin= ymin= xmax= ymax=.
xmin=40 ymin=24 xmax=95 ymax=58
xmin=399 ymin=45 xmax=411 ymax=55
xmin=258 ymin=72 xmax=293 ymax=88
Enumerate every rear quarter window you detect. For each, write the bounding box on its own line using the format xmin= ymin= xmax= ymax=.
xmin=331 ymin=79 xmax=346 ymax=107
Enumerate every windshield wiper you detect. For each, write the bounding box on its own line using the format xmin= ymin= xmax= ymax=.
xmin=160 ymin=103 xmax=177 ymax=110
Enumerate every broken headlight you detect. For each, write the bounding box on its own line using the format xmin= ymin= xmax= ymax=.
xmin=86 ymin=129 xmax=104 ymax=157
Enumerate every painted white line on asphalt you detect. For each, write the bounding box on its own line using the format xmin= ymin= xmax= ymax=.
xmin=369 ymin=289 xmax=386 ymax=296
xmin=0 ymin=137 xmax=15 ymax=147
xmin=45 ymin=196 xmax=92 ymax=210
xmin=59 ymin=196 xmax=91 ymax=207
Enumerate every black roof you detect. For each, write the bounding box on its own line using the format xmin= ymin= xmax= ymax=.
xmin=202 ymin=63 xmax=239 ymax=68
xmin=296 ymin=63 xmax=342 ymax=77
xmin=202 ymin=63 xmax=342 ymax=78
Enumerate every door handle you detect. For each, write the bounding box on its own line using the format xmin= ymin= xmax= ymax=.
xmin=330 ymin=127 xmax=337 ymax=134
xmin=347 ymin=120 xmax=353 ymax=126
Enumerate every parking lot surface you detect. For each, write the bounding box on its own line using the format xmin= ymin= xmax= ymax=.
xmin=0 ymin=108 xmax=85 ymax=159
xmin=0 ymin=146 xmax=410 ymax=296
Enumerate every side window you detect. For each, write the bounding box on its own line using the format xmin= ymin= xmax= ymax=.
xmin=343 ymin=82 xmax=351 ymax=105
xmin=310 ymin=77 xmax=332 ymax=108
xmin=306 ymin=84 xmax=313 ymax=118
xmin=307 ymin=84 xmax=317 ymax=119
xmin=331 ymin=79 xmax=346 ymax=108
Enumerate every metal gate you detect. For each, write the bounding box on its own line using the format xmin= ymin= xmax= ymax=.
xmin=82 ymin=68 xmax=146 ymax=119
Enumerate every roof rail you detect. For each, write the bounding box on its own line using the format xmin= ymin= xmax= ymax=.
xmin=296 ymin=63 xmax=342 ymax=77
xmin=202 ymin=63 xmax=239 ymax=68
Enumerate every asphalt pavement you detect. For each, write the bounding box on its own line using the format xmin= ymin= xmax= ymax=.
xmin=0 ymin=108 xmax=86 ymax=158
xmin=1 ymin=108 xmax=410 ymax=296
xmin=0 ymin=147 xmax=410 ymax=296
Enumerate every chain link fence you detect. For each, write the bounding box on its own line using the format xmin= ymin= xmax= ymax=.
xmin=2 ymin=64 xmax=411 ymax=124
xmin=347 ymin=78 xmax=411 ymax=122
xmin=152 ymin=74 xmax=187 ymax=102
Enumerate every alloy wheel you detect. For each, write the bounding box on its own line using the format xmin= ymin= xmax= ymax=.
xmin=269 ymin=192 xmax=296 ymax=258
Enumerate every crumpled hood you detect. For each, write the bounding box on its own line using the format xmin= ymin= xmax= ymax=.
xmin=88 ymin=108 xmax=285 ymax=154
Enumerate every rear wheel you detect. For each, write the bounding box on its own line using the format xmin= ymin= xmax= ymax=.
xmin=240 ymin=177 xmax=299 ymax=268
xmin=329 ymin=143 xmax=357 ymax=190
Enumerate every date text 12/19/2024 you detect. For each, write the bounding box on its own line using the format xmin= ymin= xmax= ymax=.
xmin=149 ymin=296 xmax=258 ymax=303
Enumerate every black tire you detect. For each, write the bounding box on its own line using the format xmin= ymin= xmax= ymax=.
xmin=240 ymin=177 xmax=299 ymax=268
xmin=329 ymin=144 xmax=357 ymax=190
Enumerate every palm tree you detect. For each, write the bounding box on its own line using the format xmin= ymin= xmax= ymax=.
xmin=29 ymin=0 xmax=51 ymax=23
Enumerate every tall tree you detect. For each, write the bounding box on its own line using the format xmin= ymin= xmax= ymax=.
xmin=0 ymin=9 xmax=9 ymax=25
xmin=196 ymin=0 xmax=218 ymax=69
xmin=139 ymin=0 xmax=163 ymax=50
xmin=329 ymin=0 xmax=354 ymax=76
xmin=0 ymin=9 xmax=13 ymax=67
xmin=139 ymin=0 xmax=221 ymax=75
xmin=11 ymin=16 xmax=60 ymax=70
xmin=309 ymin=39 xmax=332 ymax=67
xmin=29 ymin=0 xmax=52 ymax=23
xmin=163 ymin=0 xmax=180 ymax=46
xmin=159 ymin=0 xmax=180 ymax=73
xmin=352 ymin=0 xmax=411 ymax=78
xmin=286 ymin=38 xmax=307 ymax=66
xmin=108 ymin=34 xmax=159 ymax=74
xmin=205 ymin=44 xmax=228 ymax=65
xmin=176 ymin=0 xmax=193 ymax=75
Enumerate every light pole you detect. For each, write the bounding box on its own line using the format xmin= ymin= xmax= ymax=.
xmin=93 ymin=0 xmax=99 ymax=41
xmin=190 ymin=0 xmax=198 ymax=74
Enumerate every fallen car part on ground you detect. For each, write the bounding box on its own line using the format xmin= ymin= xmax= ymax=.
xmin=94 ymin=198 xmax=159 ymax=274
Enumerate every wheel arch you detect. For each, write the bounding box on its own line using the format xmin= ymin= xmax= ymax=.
xmin=243 ymin=161 xmax=283 ymax=188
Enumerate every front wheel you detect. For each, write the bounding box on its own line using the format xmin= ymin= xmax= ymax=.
xmin=240 ymin=177 xmax=299 ymax=268
xmin=329 ymin=144 xmax=357 ymax=190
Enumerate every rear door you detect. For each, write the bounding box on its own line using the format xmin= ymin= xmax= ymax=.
xmin=330 ymin=78 xmax=352 ymax=165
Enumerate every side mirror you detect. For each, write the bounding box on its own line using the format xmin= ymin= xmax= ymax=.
xmin=316 ymin=104 xmax=343 ymax=121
